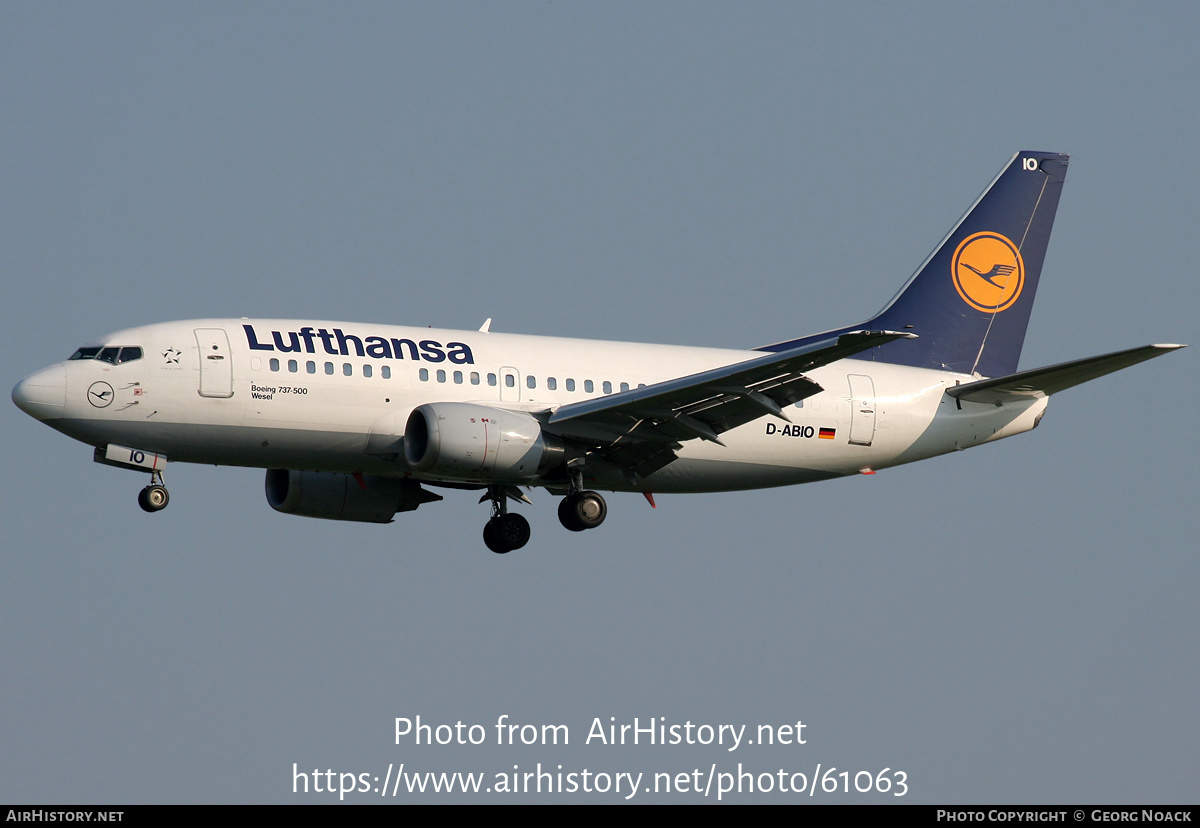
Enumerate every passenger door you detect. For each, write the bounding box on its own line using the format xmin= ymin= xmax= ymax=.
xmin=194 ymin=328 xmax=234 ymax=398
xmin=847 ymin=374 xmax=876 ymax=446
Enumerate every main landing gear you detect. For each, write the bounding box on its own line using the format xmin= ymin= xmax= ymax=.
xmin=558 ymin=490 xmax=607 ymax=532
xmin=479 ymin=468 xmax=609 ymax=554
xmin=482 ymin=485 xmax=531 ymax=554
xmin=558 ymin=463 xmax=607 ymax=533
xmin=137 ymin=470 xmax=170 ymax=513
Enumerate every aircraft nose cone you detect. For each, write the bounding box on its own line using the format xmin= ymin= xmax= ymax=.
xmin=12 ymin=364 xmax=67 ymax=421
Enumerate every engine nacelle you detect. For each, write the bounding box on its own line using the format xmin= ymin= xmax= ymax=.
xmin=265 ymin=469 xmax=442 ymax=523
xmin=404 ymin=402 xmax=564 ymax=482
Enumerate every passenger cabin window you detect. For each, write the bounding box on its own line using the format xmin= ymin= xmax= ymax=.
xmin=602 ymin=381 xmax=612 ymax=394
xmin=566 ymin=378 xmax=575 ymax=391
xmin=382 ymin=366 xmax=391 ymax=379
xmin=584 ymin=380 xmax=594 ymax=393
xmin=547 ymin=377 xmax=557 ymax=390
xmin=363 ymin=364 xmax=373 ymax=378
xmin=307 ymin=361 xmax=316 ymax=374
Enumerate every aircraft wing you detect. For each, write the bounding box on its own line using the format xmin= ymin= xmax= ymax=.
xmin=546 ymin=330 xmax=916 ymax=481
xmin=946 ymin=344 xmax=1185 ymax=405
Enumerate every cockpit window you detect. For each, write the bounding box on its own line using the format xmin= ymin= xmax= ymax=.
xmin=70 ymin=345 xmax=144 ymax=365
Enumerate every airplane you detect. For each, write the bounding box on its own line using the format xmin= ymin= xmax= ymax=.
xmin=11 ymin=151 xmax=1185 ymax=554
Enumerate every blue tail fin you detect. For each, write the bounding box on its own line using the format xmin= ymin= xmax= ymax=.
xmin=762 ymin=151 xmax=1069 ymax=377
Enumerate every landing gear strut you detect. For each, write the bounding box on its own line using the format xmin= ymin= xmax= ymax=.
xmin=137 ymin=470 xmax=170 ymax=513
xmin=482 ymin=485 xmax=530 ymax=554
xmin=557 ymin=464 xmax=607 ymax=532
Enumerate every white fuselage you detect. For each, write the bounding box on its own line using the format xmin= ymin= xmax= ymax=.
xmin=31 ymin=318 xmax=1047 ymax=493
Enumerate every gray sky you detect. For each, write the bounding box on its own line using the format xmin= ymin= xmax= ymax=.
xmin=2 ymin=2 xmax=1196 ymax=803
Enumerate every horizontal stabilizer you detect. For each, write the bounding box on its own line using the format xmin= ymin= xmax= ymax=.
xmin=946 ymin=344 xmax=1185 ymax=404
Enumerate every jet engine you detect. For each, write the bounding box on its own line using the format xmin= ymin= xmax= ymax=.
xmin=265 ymin=469 xmax=442 ymax=523
xmin=404 ymin=402 xmax=564 ymax=482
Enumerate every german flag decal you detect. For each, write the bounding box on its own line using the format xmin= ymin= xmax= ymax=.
xmin=818 ymin=427 xmax=836 ymax=440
